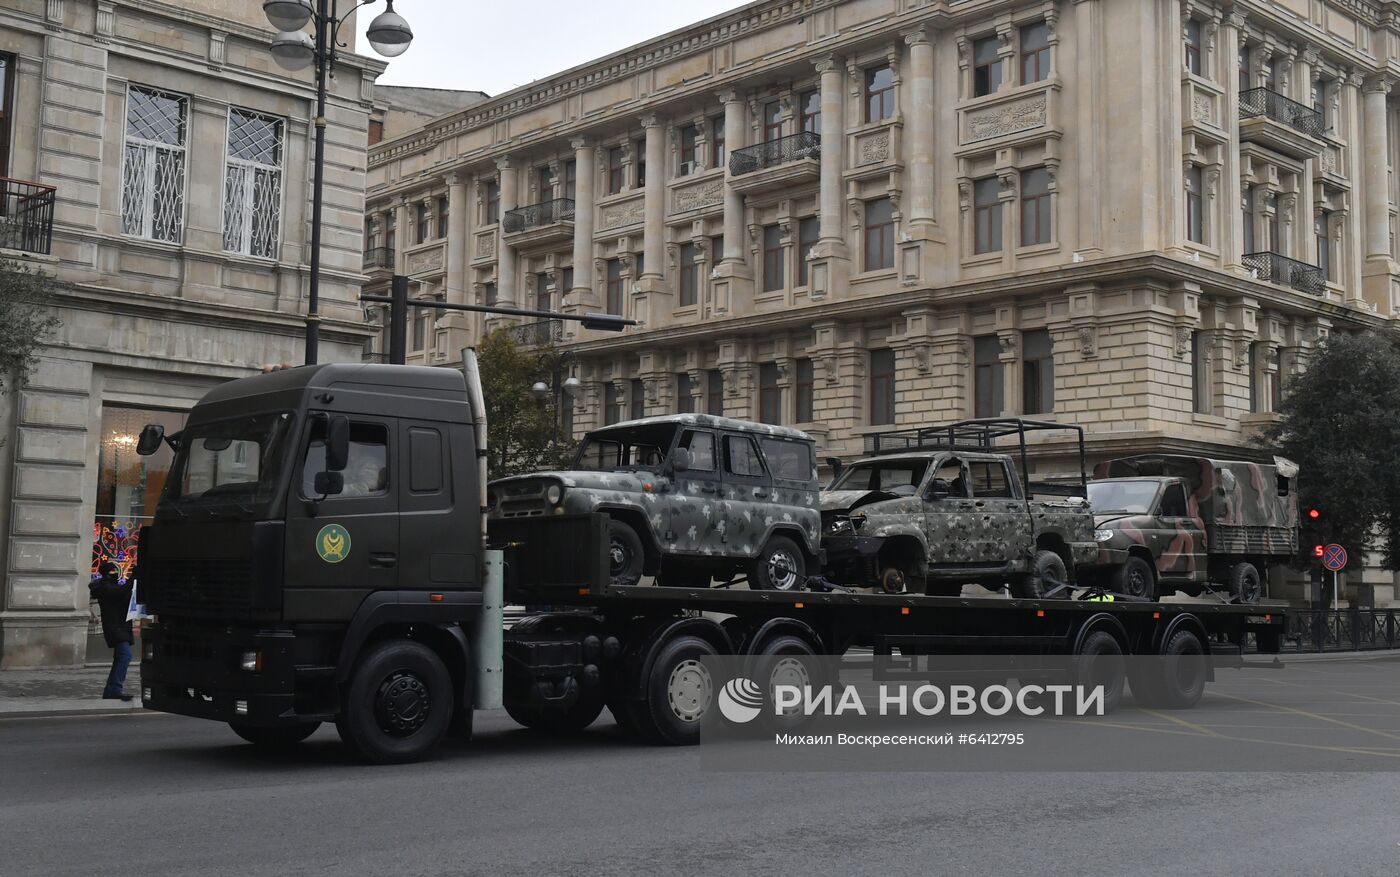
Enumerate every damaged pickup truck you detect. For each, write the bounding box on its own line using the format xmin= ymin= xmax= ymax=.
xmin=820 ymin=419 xmax=1098 ymax=597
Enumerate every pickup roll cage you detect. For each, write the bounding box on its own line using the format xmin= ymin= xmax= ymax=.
xmin=862 ymin=418 xmax=1088 ymax=499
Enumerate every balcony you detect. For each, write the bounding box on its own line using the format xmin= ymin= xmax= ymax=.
xmin=1238 ymin=88 xmax=1325 ymax=160
xmin=363 ymin=246 xmax=394 ymax=273
xmin=728 ymin=132 xmax=820 ymax=195
xmin=502 ymin=198 xmax=574 ymax=249
xmin=510 ymin=319 xmax=563 ymax=348
xmin=1242 ymin=251 xmax=1325 ymax=296
xmin=0 ymin=177 xmax=56 ymax=256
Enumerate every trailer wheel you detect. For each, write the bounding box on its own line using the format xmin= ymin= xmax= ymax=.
xmin=1017 ymin=550 xmax=1068 ymax=599
xmin=1229 ymin=562 xmax=1262 ymax=604
xmin=607 ymin=519 xmax=645 ymax=587
xmin=643 ymin=635 xmax=719 ymax=745
xmin=1114 ymin=556 xmax=1156 ymax=599
xmin=229 ymin=722 xmax=320 ymax=749
xmin=1151 ymin=630 xmax=1208 ymax=710
xmin=1074 ymin=631 xmax=1126 ymax=714
xmin=335 ymin=639 xmax=453 ymax=764
xmin=750 ymin=536 xmax=806 ymax=592
xmin=753 ymin=635 xmax=818 ymax=730
xmin=505 ymin=692 xmax=604 ymax=734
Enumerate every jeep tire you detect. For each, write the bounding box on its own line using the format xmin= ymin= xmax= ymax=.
xmin=607 ymin=518 xmax=646 ymax=587
xmin=750 ymin=536 xmax=806 ymax=591
xmin=1016 ymin=550 xmax=1068 ymax=599
xmin=1229 ymin=562 xmax=1262 ymax=604
xmin=1114 ymin=555 xmax=1157 ymax=600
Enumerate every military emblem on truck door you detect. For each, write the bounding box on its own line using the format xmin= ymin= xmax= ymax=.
xmin=316 ymin=523 xmax=351 ymax=563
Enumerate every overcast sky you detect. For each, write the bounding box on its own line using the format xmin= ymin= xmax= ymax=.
xmin=356 ymin=1 xmax=751 ymax=96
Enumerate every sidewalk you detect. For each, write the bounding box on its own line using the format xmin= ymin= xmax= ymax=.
xmin=0 ymin=664 xmax=144 ymax=719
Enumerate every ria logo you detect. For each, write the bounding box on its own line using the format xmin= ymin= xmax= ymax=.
xmin=717 ymin=676 xmax=764 ymax=724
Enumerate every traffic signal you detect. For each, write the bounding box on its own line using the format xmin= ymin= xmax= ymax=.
xmin=1313 ymin=543 xmax=1325 ymax=558
xmin=1302 ymin=505 xmax=1325 ymax=562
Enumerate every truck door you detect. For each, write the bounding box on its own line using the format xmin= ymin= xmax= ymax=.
xmin=1155 ymin=480 xmax=1206 ymax=582
xmin=923 ymin=455 xmax=980 ymax=565
xmin=670 ymin=428 xmax=721 ymax=553
xmin=966 ymin=458 xmax=1030 ymax=564
xmin=720 ymin=432 xmax=771 ymax=556
xmin=284 ymin=414 xmax=399 ymax=620
xmin=398 ymin=421 xmax=474 ymax=589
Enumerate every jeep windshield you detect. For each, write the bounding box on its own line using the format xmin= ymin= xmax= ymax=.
xmin=573 ymin=423 xmax=678 ymax=471
xmin=162 ymin=411 xmax=296 ymax=516
xmin=1087 ymin=480 xmax=1160 ymax=515
xmin=829 ymin=459 xmax=930 ymax=494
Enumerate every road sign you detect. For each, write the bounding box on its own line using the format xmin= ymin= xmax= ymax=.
xmin=1322 ymin=544 xmax=1348 ymax=572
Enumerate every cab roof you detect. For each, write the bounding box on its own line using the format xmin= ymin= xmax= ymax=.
xmin=592 ymin=413 xmax=814 ymax=443
xmin=197 ymin=363 xmax=466 ymax=407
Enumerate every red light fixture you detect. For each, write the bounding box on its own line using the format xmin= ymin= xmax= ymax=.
xmin=1308 ymin=508 xmax=1321 ymax=520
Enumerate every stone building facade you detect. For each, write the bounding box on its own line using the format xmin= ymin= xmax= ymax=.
xmin=0 ymin=0 xmax=383 ymax=666
xmin=367 ymin=0 xmax=1399 ymax=603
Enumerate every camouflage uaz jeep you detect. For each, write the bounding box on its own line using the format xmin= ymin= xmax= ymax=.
xmin=488 ymin=414 xmax=822 ymax=590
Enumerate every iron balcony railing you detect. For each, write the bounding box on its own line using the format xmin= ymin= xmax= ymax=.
xmin=503 ymin=198 xmax=575 ymax=234
xmin=1238 ymin=87 xmax=1325 ymax=138
xmin=1242 ymin=251 xmax=1325 ymax=295
xmin=362 ymin=246 xmax=394 ymax=270
xmin=729 ymin=131 xmax=821 ymax=176
xmin=0 ymin=177 xmax=56 ymax=255
xmin=510 ymin=319 xmax=563 ymax=348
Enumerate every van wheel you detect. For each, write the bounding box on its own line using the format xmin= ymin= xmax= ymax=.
xmin=750 ymin=536 xmax=805 ymax=591
xmin=643 ymin=635 xmax=719 ymax=745
xmin=1114 ymin=556 xmax=1156 ymax=599
xmin=1229 ymin=562 xmax=1262 ymax=604
xmin=229 ymin=722 xmax=320 ymax=749
xmin=335 ymin=639 xmax=453 ymax=764
xmin=1016 ymin=550 xmax=1068 ymax=599
xmin=607 ymin=519 xmax=645 ymax=587
xmin=1074 ymin=631 xmax=1126 ymax=714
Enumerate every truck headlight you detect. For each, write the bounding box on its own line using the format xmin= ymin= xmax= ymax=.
xmin=240 ymin=650 xmax=262 ymax=672
xmin=1094 ymin=529 xmax=1115 ymax=543
xmin=545 ymin=483 xmax=564 ymax=506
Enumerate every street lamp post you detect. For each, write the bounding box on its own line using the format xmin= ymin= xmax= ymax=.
xmin=532 ymin=350 xmax=581 ymax=435
xmin=264 ymin=0 xmax=414 ymax=366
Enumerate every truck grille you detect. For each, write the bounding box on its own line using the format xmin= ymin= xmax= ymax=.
xmin=147 ymin=556 xmax=253 ymax=616
xmin=496 ymin=480 xmax=551 ymax=519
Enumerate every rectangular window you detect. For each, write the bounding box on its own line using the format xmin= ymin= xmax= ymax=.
xmin=1313 ymin=78 xmax=1330 ymax=129
xmin=561 ymin=267 xmax=574 ymax=295
xmin=678 ymin=242 xmax=699 ymax=307
xmin=1184 ymin=18 xmax=1203 ymax=76
xmin=973 ymin=177 xmax=1002 ymax=254
xmin=562 ymin=161 xmax=577 ymax=200
xmin=0 ymin=54 xmax=12 ymax=176
xmin=1239 ymin=45 xmax=1251 ymax=87
xmin=1242 ymin=186 xmax=1256 ymax=253
xmin=974 ymin=335 xmax=1003 ymax=418
xmin=1185 ymin=165 xmax=1204 ymax=244
xmin=1264 ymin=57 xmax=1279 ymax=92
xmin=676 ymin=373 xmax=695 ymax=414
xmin=607 ymin=147 xmax=624 ymax=195
xmin=870 ymin=348 xmax=896 ymax=425
xmin=385 ymin=211 xmax=396 ymax=253
xmin=93 ymin=405 xmax=186 ymax=580
xmin=630 ymin=378 xmax=645 ymax=420
xmin=711 ymin=235 xmax=725 ymax=262
xmin=367 ymin=119 xmax=383 ymax=146
xmin=1192 ymin=330 xmax=1210 ymax=414
xmin=707 ymin=369 xmax=724 ymax=416
xmin=800 ymin=90 xmax=821 ymax=133
xmin=606 ymin=259 xmax=624 ymax=315
xmin=1317 ymin=210 xmax=1332 ymax=281
xmin=408 ymin=428 xmax=443 ymax=494
xmin=1267 ymin=201 xmax=1280 ymax=253
xmin=483 ymin=282 xmax=497 ymax=307
xmin=973 ymin=36 xmax=1003 ymax=97
xmin=764 ymin=101 xmax=783 ymax=142
xmin=680 ymin=430 xmax=716 ymax=471
xmin=605 ymin=384 xmax=621 ymax=425
xmin=412 ymin=302 xmax=427 ymax=351
xmin=711 ymin=115 xmax=726 ymax=169
xmin=221 ymin=107 xmax=282 ymax=258
xmin=795 ymin=357 xmax=814 ymax=423
xmin=679 ymin=126 xmax=698 ymax=174
xmin=123 ymin=85 xmax=188 ymax=242
xmin=864 ymin=197 xmax=895 ymax=270
xmin=968 ymin=461 xmax=1014 ymax=498
xmin=535 ymin=271 xmax=551 ymax=312
xmin=797 ymin=217 xmax=819 ymax=286
xmin=724 ymin=435 xmax=765 ymax=478
xmin=1019 ymin=167 xmax=1051 ymax=246
xmin=635 ymin=139 xmax=646 ymax=188
xmin=1020 ymin=22 xmax=1050 ymax=84
xmin=484 ymin=181 xmax=500 ymax=224
xmin=536 ymin=167 xmax=553 ymax=201
xmin=759 ymin=363 xmax=782 ymax=424
xmin=1022 ymin=329 xmax=1054 ymax=414
xmin=762 ymin=224 xmax=784 ymax=291
xmin=416 ymin=202 xmax=430 ymax=244
xmin=1249 ymin=341 xmax=1263 ymax=413
xmin=437 ymin=195 xmax=449 ymax=239
xmin=865 ymin=65 xmax=895 ymax=122
xmin=761 ymin=437 xmax=812 ymax=482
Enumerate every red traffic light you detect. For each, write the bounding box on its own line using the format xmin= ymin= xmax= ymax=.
xmin=1307 ymin=508 xmax=1321 ymax=520
xmin=1313 ymin=544 xmax=1325 ymax=557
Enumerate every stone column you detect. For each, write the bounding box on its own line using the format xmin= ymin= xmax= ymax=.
xmin=1342 ymin=72 xmax=1366 ymax=304
xmin=633 ymin=115 xmax=671 ymax=327
xmin=569 ymin=138 xmax=598 ymax=308
xmin=1219 ymin=10 xmax=1245 ymax=271
xmin=496 ymin=156 xmax=518 ymax=306
xmin=1361 ymin=75 xmax=1395 ymax=314
xmin=711 ymin=89 xmax=754 ymax=316
xmin=445 ymin=173 xmax=468 ymax=303
xmin=810 ymin=55 xmax=851 ymax=300
xmin=393 ymin=197 xmax=410 ymax=274
xmin=905 ymin=30 xmax=935 ymax=229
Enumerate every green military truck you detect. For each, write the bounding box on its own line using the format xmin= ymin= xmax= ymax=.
xmin=1087 ymin=455 xmax=1299 ymax=603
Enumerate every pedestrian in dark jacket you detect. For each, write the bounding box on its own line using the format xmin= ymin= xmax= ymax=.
xmin=89 ymin=561 xmax=134 ymax=701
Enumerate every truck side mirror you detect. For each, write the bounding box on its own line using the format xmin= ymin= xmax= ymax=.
xmin=670 ymin=447 xmax=691 ymax=473
xmin=314 ymin=471 xmax=345 ymax=496
xmin=324 ymin=415 xmax=350 ymax=472
xmin=136 ymin=424 xmax=165 ymax=456
xmin=927 ymin=479 xmax=951 ymax=501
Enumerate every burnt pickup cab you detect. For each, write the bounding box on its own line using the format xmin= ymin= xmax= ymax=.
xmin=489 ymin=414 xmax=822 ymax=591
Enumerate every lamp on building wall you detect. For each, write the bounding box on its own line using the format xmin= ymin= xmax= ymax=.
xmin=264 ymin=0 xmax=415 ymax=366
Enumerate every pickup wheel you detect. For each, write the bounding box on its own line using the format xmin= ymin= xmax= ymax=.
xmin=1114 ymin=556 xmax=1157 ymax=599
xmin=643 ymin=635 xmax=719 ymax=745
xmin=1016 ymin=550 xmax=1068 ymax=599
xmin=607 ymin=519 xmax=646 ymax=587
xmin=229 ymin=722 xmax=320 ymax=749
xmin=1229 ymin=562 xmax=1262 ymax=604
xmin=335 ymin=639 xmax=453 ymax=764
xmin=750 ymin=536 xmax=806 ymax=591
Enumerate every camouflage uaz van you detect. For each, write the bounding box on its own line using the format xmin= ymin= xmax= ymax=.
xmin=488 ymin=415 xmax=822 ymax=590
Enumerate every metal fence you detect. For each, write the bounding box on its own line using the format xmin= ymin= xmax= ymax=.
xmin=503 ymin=198 xmax=575 ymax=233
xmin=1242 ymin=251 xmax=1325 ymax=296
xmin=510 ymin=319 xmax=563 ymax=347
xmin=0 ymin=177 xmax=56 ymax=255
xmin=729 ymin=131 xmax=821 ymax=176
xmin=1238 ymin=87 xmax=1325 ymax=138
xmin=362 ymin=246 xmax=394 ymax=270
xmin=1243 ymin=608 xmax=1400 ymax=653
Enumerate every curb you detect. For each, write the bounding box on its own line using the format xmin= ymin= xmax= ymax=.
xmin=0 ymin=700 xmax=146 ymax=720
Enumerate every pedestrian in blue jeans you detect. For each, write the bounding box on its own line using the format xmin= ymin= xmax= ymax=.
xmin=90 ymin=561 xmax=134 ymax=701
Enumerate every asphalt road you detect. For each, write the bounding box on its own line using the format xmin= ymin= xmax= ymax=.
xmin=3 ymin=709 xmax=1398 ymax=877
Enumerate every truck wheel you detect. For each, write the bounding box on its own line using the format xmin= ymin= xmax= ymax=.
xmin=643 ymin=635 xmax=719 ymax=745
xmin=750 ymin=536 xmax=806 ymax=591
xmin=229 ymin=722 xmax=320 ymax=749
xmin=505 ymin=692 xmax=605 ymax=734
xmin=607 ymin=519 xmax=645 ymax=587
xmin=1114 ymin=556 xmax=1156 ymax=599
xmin=1017 ymin=550 xmax=1068 ymax=599
xmin=1152 ymin=630 xmax=1208 ymax=710
xmin=609 ymin=698 xmax=660 ymax=742
xmin=1074 ymin=631 xmax=1126 ymax=714
xmin=753 ymin=635 xmax=818 ymax=730
xmin=335 ymin=639 xmax=453 ymax=764
xmin=1229 ymin=562 xmax=1262 ymax=604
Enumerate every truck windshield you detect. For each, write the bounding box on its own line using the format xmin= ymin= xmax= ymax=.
xmin=164 ymin=412 xmax=295 ymax=510
xmin=1087 ymin=480 xmax=1159 ymax=514
xmin=573 ymin=424 xmax=678 ymax=470
xmin=830 ymin=460 xmax=929 ymax=493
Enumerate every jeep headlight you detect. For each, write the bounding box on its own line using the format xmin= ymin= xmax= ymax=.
xmin=545 ymin=483 xmax=564 ymax=506
xmin=1094 ymin=529 xmax=1115 ymax=543
xmin=826 ymin=517 xmax=853 ymax=537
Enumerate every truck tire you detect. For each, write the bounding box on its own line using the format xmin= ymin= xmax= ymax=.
xmin=749 ymin=536 xmax=806 ymax=591
xmin=643 ymin=634 xmax=719 ymax=745
xmin=335 ymin=639 xmax=454 ymax=764
xmin=1113 ymin=556 xmax=1156 ymax=599
xmin=1229 ymin=562 xmax=1262 ymax=604
xmin=1017 ymin=550 xmax=1068 ymax=599
xmin=1151 ymin=629 xmax=1208 ymax=710
xmin=609 ymin=698 xmax=659 ymax=742
xmin=505 ymin=691 xmax=605 ymax=734
xmin=753 ymin=635 xmax=817 ymax=731
xmin=607 ymin=519 xmax=645 ymax=587
xmin=229 ymin=722 xmax=320 ymax=749
xmin=1074 ymin=630 xmax=1126 ymax=714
